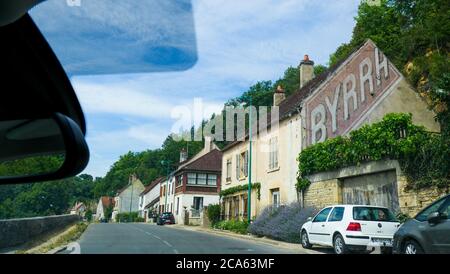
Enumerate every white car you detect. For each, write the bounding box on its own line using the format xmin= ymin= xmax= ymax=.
xmin=301 ymin=205 xmax=400 ymax=254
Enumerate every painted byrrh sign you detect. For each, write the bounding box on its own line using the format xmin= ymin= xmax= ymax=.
xmin=305 ymin=40 xmax=401 ymax=146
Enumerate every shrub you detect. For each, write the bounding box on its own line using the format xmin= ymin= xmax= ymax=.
xmin=213 ymin=219 xmax=249 ymax=234
xmin=207 ymin=204 xmax=221 ymax=226
xmin=115 ymin=212 xmax=143 ymax=223
xmin=248 ymin=203 xmax=318 ymax=243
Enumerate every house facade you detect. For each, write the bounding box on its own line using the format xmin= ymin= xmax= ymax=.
xmin=221 ymin=39 xmax=440 ymax=219
xmin=111 ymin=174 xmax=145 ymax=221
xmin=158 ymin=176 xmax=175 ymax=214
xmin=139 ymin=177 xmax=163 ymax=221
xmin=172 ymin=137 xmax=222 ymax=225
xmin=95 ymin=196 xmax=114 ymax=221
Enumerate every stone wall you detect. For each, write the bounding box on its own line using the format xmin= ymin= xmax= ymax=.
xmin=397 ymin=177 xmax=448 ymax=216
xmin=303 ymin=160 xmax=448 ymax=217
xmin=303 ymin=179 xmax=341 ymax=208
xmin=0 ymin=214 xmax=81 ymax=249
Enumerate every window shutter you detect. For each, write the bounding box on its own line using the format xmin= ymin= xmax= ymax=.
xmin=236 ymin=154 xmax=239 ymax=180
xmin=244 ymin=151 xmax=248 ymax=177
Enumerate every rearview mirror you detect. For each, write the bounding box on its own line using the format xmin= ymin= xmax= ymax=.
xmin=307 ymin=217 xmax=312 ymax=222
xmin=0 ymin=113 xmax=89 ymax=184
xmin=427 ymin=211 xmax=445 ymax=224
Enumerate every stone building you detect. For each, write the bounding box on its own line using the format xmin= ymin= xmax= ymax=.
xmin=220 ymin=39 xmax=442 ymax=219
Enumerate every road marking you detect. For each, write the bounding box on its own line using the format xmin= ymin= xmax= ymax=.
xmin=125 ymin=223 xmax=177 ymax=253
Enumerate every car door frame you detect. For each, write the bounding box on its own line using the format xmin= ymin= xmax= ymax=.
xmin=309 ymin=207 xmax=333 ymax=245
xmin=425 ymin=196 xmax=450 ymax=253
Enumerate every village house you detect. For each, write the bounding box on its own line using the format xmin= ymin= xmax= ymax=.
xmin=95 ymin=196 xmax=115 ymax=221
xmin=139 ymin=176 xmax=163 ymax=222
xmin=159 ymin=175 xmax=175 ymax=214
xmin=171 ymin=137 xmax=222 ymax=225
xmin=220 ymin=39 xmax=440 ymax=219
xmin=70 ymin=201 xmax=86 ymax=216
xmin=111 ymin=174 xmax=145 ymax=222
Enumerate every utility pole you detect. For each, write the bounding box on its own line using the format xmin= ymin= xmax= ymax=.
xmin=247 ymin=97 xmax=253 ymax=224
xmin=129 ymin=175 xmax=134 ymax=222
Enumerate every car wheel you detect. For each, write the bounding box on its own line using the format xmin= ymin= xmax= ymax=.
xmin=301 ymin=230 xmax=312 ymax=249
xmin=403 ymin=240 xmax=423 ymax=254
xmin=333 ymin=234 xmax=348 ymax=254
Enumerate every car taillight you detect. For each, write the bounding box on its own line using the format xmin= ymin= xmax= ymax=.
xmin=346 ymin=222 xmax=361 ymax=231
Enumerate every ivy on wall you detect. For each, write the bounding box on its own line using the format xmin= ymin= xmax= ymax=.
xmin=296 ymin=113 xmax=449 ymax=191
xmin=220 ymin=182 xmax=261 ymax=200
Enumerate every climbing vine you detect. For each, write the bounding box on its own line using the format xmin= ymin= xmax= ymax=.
xmin=220 ymin=182 xmax=261 ymax=200
xmin=297 ymin=113 xmax=449 ymax=191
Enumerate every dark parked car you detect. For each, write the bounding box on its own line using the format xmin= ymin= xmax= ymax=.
xmin=157 ymin=212 xmax=175 ymax=225
xmin=393 ymin=194 xmax=450 ymax=254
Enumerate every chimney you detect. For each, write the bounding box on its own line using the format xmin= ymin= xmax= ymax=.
xmin=204 ymin=135 xmax=214 ymax=153
xmin=180 ymin=148 xmax=188 ymax=163
xmin=299 ymin=54 xmax=315 ymax=88
xmin=273 ymin=85 xmax=286 ymax=106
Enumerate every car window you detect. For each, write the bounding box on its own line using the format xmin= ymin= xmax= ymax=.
xmin=415 ymin=196 xmax=448 ymax=222
xmin=353 ymin=207 xmax=397 ymax=222
xmin=313 ymin=207 xmax=332 ymax=222
xmin=439 ymin=197 xmax=450 ymax=219
xmin=328 ymin=207 xmax=345 ymax=222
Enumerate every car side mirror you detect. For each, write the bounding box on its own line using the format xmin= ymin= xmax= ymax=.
xmin=427 ymin=211 xmax=444 ymax=224
xmin=307 ymin=217 xmax=312 ymax=222
xmin=0 ymin=112 xmax=89 ymax=184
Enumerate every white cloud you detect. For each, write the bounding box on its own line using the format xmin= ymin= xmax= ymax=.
xmin=70 ymin=0 xmax=360 ymax=177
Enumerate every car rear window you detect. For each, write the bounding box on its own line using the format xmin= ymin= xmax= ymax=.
xmin=353 ymin=207 xmax=397 ymax=222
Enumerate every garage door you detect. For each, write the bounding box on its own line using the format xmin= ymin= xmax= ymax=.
xmin=342 ymin=170 xmax=400 ymax=213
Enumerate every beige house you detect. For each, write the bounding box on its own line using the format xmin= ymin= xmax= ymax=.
xmin=111 ymin=174 xmax=145 ymax=222
xmin=221 ymin=39 xmax=440 ymax=219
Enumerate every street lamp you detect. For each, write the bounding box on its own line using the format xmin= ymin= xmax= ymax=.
xmin=247 ymin=98 xmax=253 ymax=224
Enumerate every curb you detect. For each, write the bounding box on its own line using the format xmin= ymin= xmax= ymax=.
xmin=164 ymin=224 xmax=324 ymax=254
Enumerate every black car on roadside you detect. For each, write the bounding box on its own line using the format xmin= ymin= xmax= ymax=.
xmin=157 ymin=212 xmax=175 ymax=225
xmin=393 ymin=194 xmax=450 ymax=254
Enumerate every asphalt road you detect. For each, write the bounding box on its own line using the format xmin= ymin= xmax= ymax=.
xmin=70 ymin=223 xmax=307 ymax=254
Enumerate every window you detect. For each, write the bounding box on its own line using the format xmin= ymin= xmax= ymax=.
xmin=239 ymin=151 xmax=248 ymax=178
xmin=313 ymin=207 xmax=332 ymax=222
xmin=415 ymin=197 xmax=448 ymax=222
xmin=176 ymin=197 xmax=180 ymax=215
xmin=271 ymin=189 xmax=280 ymax=208
xmin=197 ymin=173 xmax=207 ymax=185
xmin=193 ymin=197 xmax=203 ymax=210
xmin=328 ymin=207 xmax=345 ymax=222
xmin=207 ymin=174 xmax=217 ymax=186
xmin=353 ymin=207 xmax=397 ymax=222
xmin=176 ymin=175 xmax=183 ymax=187
xmin=226 ymin=159 xmax=232 ymax=181
xmin=187 ymin=173 xmax=196 ymax=184
xmin=186 ymin=173 xmax=217 ymax=186
xmin=269 ymin=136 xmax=279 ymax=170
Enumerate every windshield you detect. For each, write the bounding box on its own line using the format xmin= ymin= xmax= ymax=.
xmin=1 ymin=0 xmax=448 ymax=257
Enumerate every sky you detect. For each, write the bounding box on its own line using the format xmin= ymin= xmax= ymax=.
xmin=31 ymin=0 xmax=360 ymax=177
